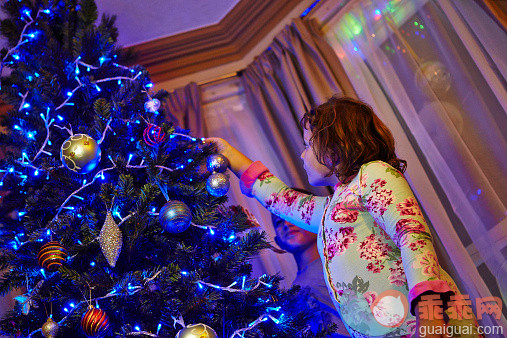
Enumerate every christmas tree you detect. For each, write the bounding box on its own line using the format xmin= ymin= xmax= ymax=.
xmin=0 ymin=0 xmax=335 ymax=337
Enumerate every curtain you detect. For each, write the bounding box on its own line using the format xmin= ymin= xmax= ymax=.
xmin=202 ymin=17 xmax=357 ymax=286
xmin=164 ymin=82 xmax=206 ymax=137
xmin=320 ymin=0 xmax=506 ymax=329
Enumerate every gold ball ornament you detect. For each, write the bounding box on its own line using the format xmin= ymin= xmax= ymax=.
xmin=60 ymin=134 xmax=101 ymax=174
xmin=42 ymin=317 xmax=59 ymax=338
xmin=176 ymin=323 xmax=218 ymax=338
xmin=37 ymin=241 xmax=68 ymax=272
xmin=81 ymin=305 xmax=110 ymax=337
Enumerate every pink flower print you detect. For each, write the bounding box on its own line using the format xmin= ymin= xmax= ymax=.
xmin=281 ymin=189 xmax=300 ymax=207
xmin=360 ymin=172 xmax=368 ymax=188
xmin=330 ymin=205 xmax=359 ymax=224
xmin=265 ymin=192 xmax=279 ymax=209
xmin=265 ymin=189 xmax=302 ymax=215
xmin=298 ymin=198 xmax=315 ymax=225
xmin=393 ymin=219 xmax=428 ymax=247
xmin=388 ymin=257 xmax=407 ymax=286
xmin=358 ymin=233 xmax=393 ymax=273
xmin=412 ymin=251 xmax=440 ymax=278
xmin=337 ymin=185 xmax=364 ymax=210
xmin=366 ymin=179 xmax=393 ymax=217
xmin=408 ymin=239 xmax=428 ymax=251
xmin=258 ymin=171 xmax=274 ymax=182
xmin=325 ymin=226 xmax=357 ymax=261
xmin=363 ymin=291 xmax=377 ymax=306
xmin=372 ymin=220 xmax=390 ymax=241
xmin=396 ymin=197 xmax=423 ymax=216
xmin=367 ymin=262 xmax=384 ymax=273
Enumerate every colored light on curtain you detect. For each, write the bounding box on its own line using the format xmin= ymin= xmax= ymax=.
xmin=321 ymin=0 xmax=506 ymax=329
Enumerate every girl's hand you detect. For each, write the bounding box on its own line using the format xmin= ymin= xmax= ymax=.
xmin=206 ymin=137 xmax=231 ymax=155
xmin=205 ymin=138 xmax=254 ymax=178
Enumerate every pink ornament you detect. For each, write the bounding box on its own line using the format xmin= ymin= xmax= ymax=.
xmin=143 ymin=124 xmax=166 ymax=147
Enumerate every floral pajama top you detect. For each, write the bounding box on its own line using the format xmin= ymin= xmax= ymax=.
xmin=240 ymin=160 xmax=471 ymax=337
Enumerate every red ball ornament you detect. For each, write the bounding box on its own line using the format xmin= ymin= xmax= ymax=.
xmin=143 ymin=124 xmax=166 ymax=147
xmin=37 ymin=241 xmax=68 ymax=272
xmin=81 ymin=305 xmax=110 ymax=337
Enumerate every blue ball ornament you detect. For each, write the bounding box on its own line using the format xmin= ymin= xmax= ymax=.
xmin=206 ymin=173 xmax=230 ymax=197
xmin=159 ymin=201 xmax=192 ymax=233
xmin=206 ymin=154 xmax=229 ymax=173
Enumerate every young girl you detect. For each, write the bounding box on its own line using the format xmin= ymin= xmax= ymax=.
xmin=208 ymin=96 xmax=481 ymax=337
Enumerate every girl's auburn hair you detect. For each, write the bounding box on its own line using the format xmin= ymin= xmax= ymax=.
xmin=300 ymin=96 xmax=407 ymax=182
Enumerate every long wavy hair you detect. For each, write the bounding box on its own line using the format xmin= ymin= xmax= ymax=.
xmin=300 ymin=96 xmax=406 ymax=182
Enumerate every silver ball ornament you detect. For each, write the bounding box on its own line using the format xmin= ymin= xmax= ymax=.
xmin=60 ymin=134 xmax=101 ymax=174
xmin=42 ymin=317 xmax=59 ymax=338
xmin=415 ymin=61 xmax=451 ymax=96
xmin=144 ymin=98 xmax=161 ymax=113
xmin=159 ymin=200 xmax=192 ymax=233
xmin=176 ymin=323 xmax=218 ymax=338
xmin=206 ymin=172 xmax=229 ymax=197
xmin=206 ymin=154 xmax=229 ymax=173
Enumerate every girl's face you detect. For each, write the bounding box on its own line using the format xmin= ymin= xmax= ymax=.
xmin=301 ymin=129 xmax=337 ymax=186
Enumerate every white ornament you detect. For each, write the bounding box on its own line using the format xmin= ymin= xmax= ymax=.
xmin=144 ymin=98 xmax=161 ymax=113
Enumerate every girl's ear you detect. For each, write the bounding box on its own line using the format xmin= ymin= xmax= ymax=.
xmin=274 ymin=236 xmax=289 ymax=251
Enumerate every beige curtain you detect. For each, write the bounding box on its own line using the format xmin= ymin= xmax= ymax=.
xmin=320 ymin=0 xmax=506 ymax=329
xmin=201 ymin=17 xmax=356 ymax=286
xmin=240 ymin=17 xmax=357 ymax=195
xmin=164 ymin=82 xmax=206 ymax=137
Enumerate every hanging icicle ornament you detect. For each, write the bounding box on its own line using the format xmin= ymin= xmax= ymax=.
xmin=159 ymin=200 xmax=192 ymax=233
xmin=41 ymin=317 xmax=59 ymax=338
xmin=98 ymin=211 xmax=122 ymax=267
xmin=176 ymin=323 xmax=218 ymax=338
xmin=81 ymin=305 xmax=110 ymax=337
xmin=206 ymin=154 xmax=230 ymax=197
xmin=143 ymin=124 xmax=166 ymax=147
xmin=37 ymin=241 xmax=68 ymax=272
xmin=144 ymin=98 xmax=161 ymax=113
xmin=60 ymin=134 xmax=101 ymax=174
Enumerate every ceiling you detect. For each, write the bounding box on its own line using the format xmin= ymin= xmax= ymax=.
xmin=95 ymin=0 xmax=242 ymax=47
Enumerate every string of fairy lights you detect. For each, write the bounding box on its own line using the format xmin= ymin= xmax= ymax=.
xmin=2 ymin=2 xmax=287 ymax=337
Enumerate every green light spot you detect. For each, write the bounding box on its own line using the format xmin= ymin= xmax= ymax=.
xmin=386 ymin=46 xmax=391 ymax=50
xmin=420 ymin=25 xmax=424 ymax=29
xmin=414 ymin=21 xmax=419 ymax=26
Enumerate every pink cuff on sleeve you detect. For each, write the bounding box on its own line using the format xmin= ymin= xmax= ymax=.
xmin=409 ymin=280 xmax=454 ymax=315
xmin=239 ymin=161 xmax=269 ymax=197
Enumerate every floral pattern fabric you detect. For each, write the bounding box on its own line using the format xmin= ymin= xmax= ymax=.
xmin=247 ymin=160 xmax=475 ymax=337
